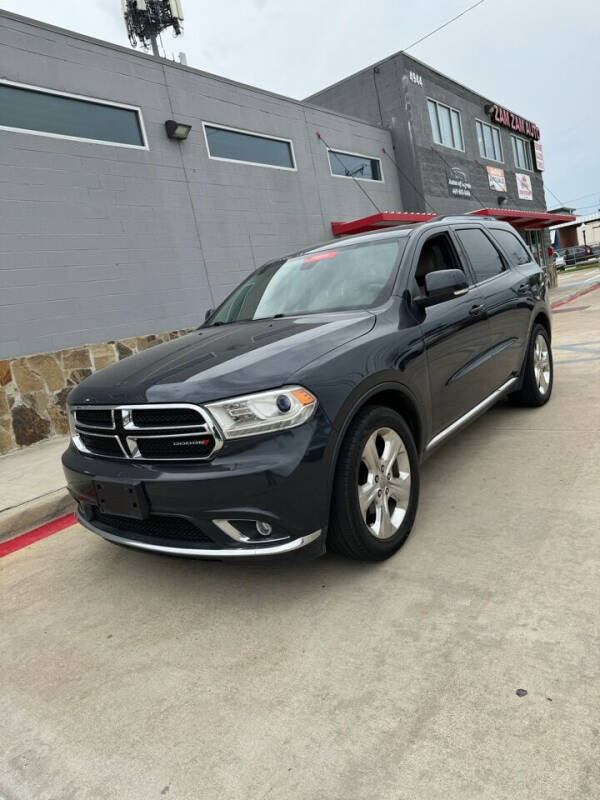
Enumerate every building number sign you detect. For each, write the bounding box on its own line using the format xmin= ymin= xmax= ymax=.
xmin=408 ymin=71 xmax=423 ymax=87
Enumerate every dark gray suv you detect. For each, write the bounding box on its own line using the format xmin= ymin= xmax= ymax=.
xmin=63 ymin=217 xmax=553 ymax=562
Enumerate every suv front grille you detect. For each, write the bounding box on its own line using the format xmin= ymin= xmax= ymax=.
xmin=70 ymin=404 xmax=222 ymax=462
xmin=75 ymin=408 xmax=114 ymax=429
xmin=130 ymin=408 xmax=205 ymax=428
xmin=79 ymin=432 xmax=124 ymax=457
xmin=132 ymin=434 xmax=214 ymax=460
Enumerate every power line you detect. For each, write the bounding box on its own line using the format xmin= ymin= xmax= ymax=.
xmin=563 ymin=190 xmax=600 ymax=205
xmin=381 ymin=148 xmax=441 ymax=215
xmin=544 ymin=183 xmax=564 ymax=207
xmin=402 ymin=0 xmax=486 ymax=53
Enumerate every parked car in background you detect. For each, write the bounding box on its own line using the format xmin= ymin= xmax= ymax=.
xmin=556 ymin=245 xmax=595 ymax=266
xmin=555 ymin=253 xmax=566 ymax=270
xmin=63 ymin=217 xmax=553 ymax=563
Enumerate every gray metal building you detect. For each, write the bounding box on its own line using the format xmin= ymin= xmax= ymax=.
xmin=0 ymin=10 xmax=401 ymax=360
xmin=307 ymin=50 xmax=554 ymax=261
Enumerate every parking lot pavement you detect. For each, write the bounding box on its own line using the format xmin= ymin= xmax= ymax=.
xmin=551 ymin=265 xmax=600 ymax=305
xmin=2 ymin=293 xmax=599 ymax=800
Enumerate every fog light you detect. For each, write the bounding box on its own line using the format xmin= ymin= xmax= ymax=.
xmin=256 ymin=521 xmax=272 ymax=537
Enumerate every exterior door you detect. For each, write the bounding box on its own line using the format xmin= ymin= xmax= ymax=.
xmin=410 ymin=228 xmax=493 ymax=435
xmin=454 ymin=225 xmax=530 ymax=389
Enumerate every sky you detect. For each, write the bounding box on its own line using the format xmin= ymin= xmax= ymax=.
xmin=2 ymin=0 xmax=599 ymax=213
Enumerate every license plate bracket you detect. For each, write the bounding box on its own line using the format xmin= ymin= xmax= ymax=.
xmin=93 ymin=481 xmax=149 ymax=519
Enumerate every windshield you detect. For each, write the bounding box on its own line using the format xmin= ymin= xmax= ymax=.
xmin=206 ymin=238 xmax=406 ymax=325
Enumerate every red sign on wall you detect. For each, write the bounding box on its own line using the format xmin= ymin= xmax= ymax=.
xmin=485 ymin=103 xmax=541 ymax=140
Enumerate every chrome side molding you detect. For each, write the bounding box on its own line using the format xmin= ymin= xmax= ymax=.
xmin=426 ymin=377 xmax=518 ymax=452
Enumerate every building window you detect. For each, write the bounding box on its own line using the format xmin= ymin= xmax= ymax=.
xmin=475 ymin=119 xmax=503 ymax=162
xmin=203 ymin=123 xmax=296 ymax=170
xmin=328 ymin=149 xmax=383 ymax=181
xmin=0 ymin=80 xmax=147 ymax=148
xmin=511 ymin=134 xmax=533 ymax=171
xmin=427 ymin=98 xmax=464 ymax=151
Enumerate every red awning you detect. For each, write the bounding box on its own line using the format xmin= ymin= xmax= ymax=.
xmin=331 ymin=212 xmax=437 ymax=237
xmin=331 ymin=208 xmax=577 ymax=236
xmin=467 ymin=208 xmax=576 ymax=229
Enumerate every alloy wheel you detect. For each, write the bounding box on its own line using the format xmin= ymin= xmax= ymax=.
xmin=533 ymin=334 xmax=551 ymax=395
xmin=357 ymin=427 xmax=411 ymax=540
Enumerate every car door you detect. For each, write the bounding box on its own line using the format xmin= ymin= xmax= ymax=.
xmin=453 ymin=225 xmax=529 ymax=390
xmin=410 ymin=227 xmax=493 ymax=435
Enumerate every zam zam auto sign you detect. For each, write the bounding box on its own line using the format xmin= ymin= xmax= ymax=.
xmin=485 ymin=103 xmax=541 ymax=141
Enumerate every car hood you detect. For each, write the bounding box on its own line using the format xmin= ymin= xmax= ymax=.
xmin=68 ymin=311 xmax=376 ymax=406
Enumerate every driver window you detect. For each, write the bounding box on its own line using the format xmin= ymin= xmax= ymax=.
xmin=414 ymin=233 xmax=460 ymax=296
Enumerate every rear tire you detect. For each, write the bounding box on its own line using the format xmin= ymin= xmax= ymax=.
xmin=328 ymin=406 xmax=420 ymax=561
xmin=509 ymin=323 xmax=553 ymax=407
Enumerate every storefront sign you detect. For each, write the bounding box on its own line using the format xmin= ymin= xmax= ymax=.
xmin=486 ymin=166 xmax=507 ymax=192
xmin=447 ymin=167 xmax=471 ymax=198
xmin=485 ymin=103 xmax=540 ymax=140
xmin=516 ymin=172 xmax=533 ymax=201
xmin=534 ymin=140 xmax=544 ymax=171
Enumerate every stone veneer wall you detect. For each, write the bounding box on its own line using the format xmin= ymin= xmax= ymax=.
xmin=0 ymin=328 xmax=192 ymax=456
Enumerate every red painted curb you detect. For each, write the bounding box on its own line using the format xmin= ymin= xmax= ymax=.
xmin=551 ymin=281 xmax=600 ymax=310
xmin=0 ymin=512 xmax=77 ymax=558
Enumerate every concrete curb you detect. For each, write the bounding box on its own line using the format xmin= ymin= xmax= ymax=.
xmin=0 ymin=488 xmax=74 ymax=543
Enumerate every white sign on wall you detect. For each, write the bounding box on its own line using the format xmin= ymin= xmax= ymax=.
xmin=534 ymin=140 xmax=544 ymax=171
xmin=516 ymin=172 xmax=533 ymax=201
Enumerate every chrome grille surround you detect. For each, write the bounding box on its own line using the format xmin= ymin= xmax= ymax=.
xmin=69 ymin=403 xmax=223 ymax=461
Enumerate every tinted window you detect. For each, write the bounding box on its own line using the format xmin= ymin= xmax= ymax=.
xmin=329 ymin=150 xmax=382 ymax=181
xmin=204 ymin=125 xmax=295 ymax=169
xmin=456 ymin=228 xmax=505 ymax=282
xmin=491 ymin=229 xmax=531 ymax=266
xmin=208 ymin=239 xmax=405 ymax=324
xmin=0 ymin=83 xmax=145 ymax=147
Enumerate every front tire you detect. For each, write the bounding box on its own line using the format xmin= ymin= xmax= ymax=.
xmin=328 ymin=406 xmax=420 ymax=561
xmin=510 ymin=323 xmax=553 ymax=407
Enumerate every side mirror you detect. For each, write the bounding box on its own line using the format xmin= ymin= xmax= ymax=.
xmin=414 ymin=269 xmax=469 ymax=308
xmin=204 ymin=308 xmax=214 ymax=322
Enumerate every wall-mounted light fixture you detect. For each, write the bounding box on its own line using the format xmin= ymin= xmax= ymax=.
xmin=165 ymin=120 xmax=192 ymax=140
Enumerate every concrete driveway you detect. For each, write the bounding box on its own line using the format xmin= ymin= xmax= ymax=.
xmin=2 ymin=290 xmax=599 ymax=800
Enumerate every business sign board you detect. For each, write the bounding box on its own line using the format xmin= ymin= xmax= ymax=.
xmin=534 ymin=140 xmax=544 ymax=171
xmin=516 ymin=172 xmax=533 ymax=201
xmin=447 ymin=167 xmax=471 ymax=198
xmin=485 ymin=103 xmax=541 ymax=140
xmin=486 ymin=166 xmax=507 ymax=192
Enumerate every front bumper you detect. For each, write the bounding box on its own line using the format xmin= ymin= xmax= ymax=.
xmin=76 ymin=510 xmax=322 ymax=559
xmin=62 ymin=412 xmax=331 ymax=561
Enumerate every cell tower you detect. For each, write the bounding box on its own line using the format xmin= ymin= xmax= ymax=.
xmin=122 ymin=1 xmax=184 ymax=57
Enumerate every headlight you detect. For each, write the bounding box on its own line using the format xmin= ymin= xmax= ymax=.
xmin=205 ymin=386 xmax=317 ymax=439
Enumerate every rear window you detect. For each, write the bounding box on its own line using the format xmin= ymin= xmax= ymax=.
xmin=490 ymin=228 xmax=531 ymax=266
